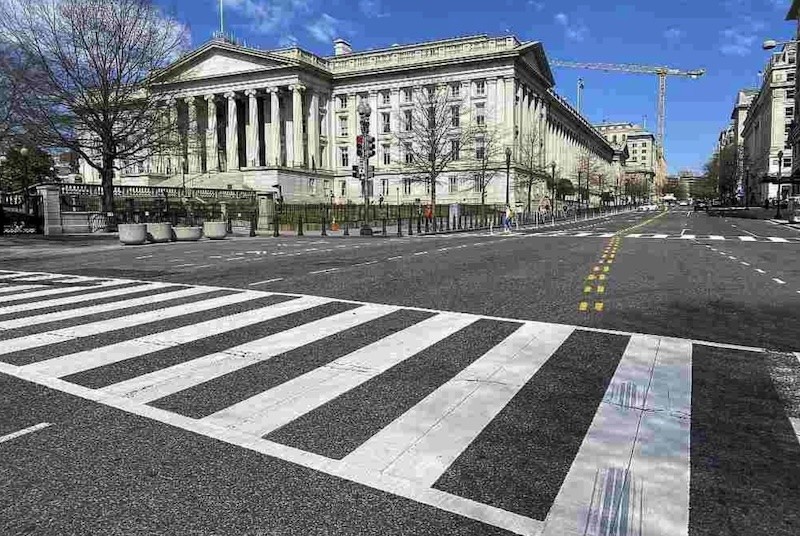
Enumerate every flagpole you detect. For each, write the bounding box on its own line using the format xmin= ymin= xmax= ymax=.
xmin=219 ymin=0 xmax=224 ymax=34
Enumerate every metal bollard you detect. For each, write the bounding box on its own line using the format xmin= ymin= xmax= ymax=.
xmin=249 ymin=213 xmax=256 ymax=237
xmin=273 ymin=214 xmax=279 ymax=237
xmin=397 ymin=216 xmax=402 ymax=237
xmin=408 ymin=216 xmax=413 ymax=235
xmin=297 ymin=214 xmax=304 ymax=236
xmin=321 ymin=214 xmax=327 ymax=237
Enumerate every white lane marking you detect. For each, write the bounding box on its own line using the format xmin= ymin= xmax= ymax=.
xmin=709 ymin=235 xmax=725 ymax=240
xmin=23 ymin=296 xmax=330 ymax=378
xmin=387 ymin=256 xmax=403 ymax=260
xmin=413 ymin=251 xmax=428 ymax=256
xmin=135 ymin=255 xmax=153 ymax=260
xmin=741 ymin=261 xmax=751 ymax=266
xmin=0 ymin=359 xmax=543 ymax=536
xmin=728 ymin=256 xmax=737 ymax=260
xmin=353 ymin=261 xmax=378 ymax=267
xmin=342 ymin=322 xmax=574 ymax=485
xmin=204 ymin=313 xmax=477 ymax=437
xmin=768 ymin=237 xmax=789 ymax=243
xmin=0 ymin=287 xmax=213 ymax=330
xmin=680 ymin=234 xmax=696 ymax=240
xmin=627 ymin=233 xmax=643 ymax=238
xmin=209 ymin=255 xmax=223 ymax=259
xmin=103 ymin=303 xmax=398 ymax=404
xmin=174 ymin=263 xmax=196 ymax=268
xmin=651 ymin=234 xmax=668 ymax=239
xmin=755 ymin=268 xmax=766 ymax=274
xmin=437 ymin=247 xmax=450 ymax=251
xmin=1 ymin=291 xmax=265 ymax=358
xmin=738 ymin=236 xmax=757 ymax=241
xmin=248 ymin=278 xmax=284 ymax=286
xmin=309 ymin=268 xmax=339 ymax=274
xmin=225 ymin=257 xmax=246 ymax=262
xmin=0 ymin=281 xmax=165 ymax=312
xmin=544 ymin=335 xmax=692 ymax=536
xmin=0 ymin=422 xmax=53 ymax=444
xmin=0 ymin=273 xmax=66 ymax=282
xmin=773 ymin=278 xmax=787 ymax=285
xmin=574 ymin=232 xmax=592 ymax=237
xmin=0 ymin=284 xmax=46 ymax=296
xmin=194 ymin=264 xmax=213 ymax=269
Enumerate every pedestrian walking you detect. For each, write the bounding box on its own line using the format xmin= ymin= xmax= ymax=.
xmin=504 ymin=205 xmax=513 ymax=232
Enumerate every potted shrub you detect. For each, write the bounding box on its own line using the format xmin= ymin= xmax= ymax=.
xmin=118 ymin=223 xmax=147 ymax=245
xmin=203 ymin=221 xmax=227 ymax=240
xmin=146 ymin=222 xmax=173 ymax=243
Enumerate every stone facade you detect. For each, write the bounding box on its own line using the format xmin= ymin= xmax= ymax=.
xmin=741 ymin=43 xmax=795 ymax=202
xmin=595 ymin=122 xmax=659 ymax=198
xmin=79 ymin=34 xmax=620 ymax=206
xmin=785 ymin=1 xmax=800 ymax=191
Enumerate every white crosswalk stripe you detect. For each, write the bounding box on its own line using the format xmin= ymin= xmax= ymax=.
xmin=528 ymin=231 xmax=800 ymax=243
xmin=0 ymin=279 xmax=135 ymax=307
xmin=0 ymin=269 xmax=790 ymax=536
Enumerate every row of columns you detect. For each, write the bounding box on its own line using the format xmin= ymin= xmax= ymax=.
xmin=156 ymin=84 xmax=326 ymax=176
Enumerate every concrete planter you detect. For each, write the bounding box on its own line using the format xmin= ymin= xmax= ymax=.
xmin=118 ymin=223 xmax=147 ymax=245
xmin=173 ymin=226 xmax=202 ymax=241
xmin=203 ymin=221 xmax=228 ymax=240
xmin=146 ymin=222 xmax=173 ymax=243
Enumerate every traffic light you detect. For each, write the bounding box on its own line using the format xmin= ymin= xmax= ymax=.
xmin=368 ymin=136 xmax=376 ymax=158
xmin=351 ymin=165 xmax=360 ymax=178
xmin=356 ymin=135 xmax=364 ymax=157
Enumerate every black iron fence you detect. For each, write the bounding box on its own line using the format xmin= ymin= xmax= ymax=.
xmin=1 ymin=192 xmax=43 ymax=235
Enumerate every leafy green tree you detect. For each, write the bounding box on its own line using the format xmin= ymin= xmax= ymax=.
xmin=0 ymin=146 xmax=55 ymax=192
xmin=556 ymin=178 xmax=574 ymax=200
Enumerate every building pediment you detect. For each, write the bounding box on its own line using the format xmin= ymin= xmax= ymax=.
xmin=154 ymin=41 xmax=299 ymax=84
xmin=516 ymin=42 xmax=555 ymax=88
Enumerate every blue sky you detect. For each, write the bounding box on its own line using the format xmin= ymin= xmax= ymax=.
xmin=160 ymin=0 xmax=796 ymax=174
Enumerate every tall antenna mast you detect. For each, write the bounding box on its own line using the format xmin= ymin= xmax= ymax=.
xmin=219 ymin=0 xmax=224 ymax=34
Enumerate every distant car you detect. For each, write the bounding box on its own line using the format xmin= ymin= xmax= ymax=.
xmin=694 ymin=201 xmax=707 ymax=211
xmin=678 ymin=200 xmax=689 ymax=206
xmin=636 ymin=204 xmax=659 ymax=212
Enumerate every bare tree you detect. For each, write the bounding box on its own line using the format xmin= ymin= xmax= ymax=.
xmin=515 ymin=129 xmax=547 ymax=213
xmin=394 ymin=86 xmax=476 ymax=230
xmin=576 ymin=150 xmax=606 ymax=207
xmin=0 ymin=0 xmax=189 ymax=213
xmin=467 ymin=123 xmax=504 ymax=216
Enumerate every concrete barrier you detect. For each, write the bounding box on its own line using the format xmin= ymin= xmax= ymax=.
xmin=173 ymin=226 xmax=202 ymax=241
xmin=146 ymin=222 xmax=173 ymax=243
xmin=118 ymin=223 xmax=147 ymax=245
xmin=203 ymin=221 xmax=227 ymax=240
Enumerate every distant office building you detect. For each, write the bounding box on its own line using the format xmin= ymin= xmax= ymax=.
xmin=595 ymin=122 xmax=663 ymax=198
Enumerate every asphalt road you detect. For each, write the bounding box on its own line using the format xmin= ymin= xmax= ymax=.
xmin=1 ymin=207 xmax=799 ymax=536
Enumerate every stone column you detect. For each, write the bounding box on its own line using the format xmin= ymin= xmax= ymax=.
xmin=167 ymin=98 xmax=180 ymax=176
xmin=245 ymin=89 xmax=259 ymax=168
xmin=292 ymin=84 xmax=305 ymax=167
xmin=225 ymin=92 xmax=239 ymax=171
xmin=185 ymin=96 xmax=201 ymax=173
xmin=205 ymin=94 xmax=219 ymax=173
xmin=504 ymin=77 xmax=514 ymax=152
xmin=267 ymin=87 xmax=280 ymax=166
xmin=308 ymin=90 xmax=320 ymax=170
xmin=36 ymin=184 xmax=62 ymax=236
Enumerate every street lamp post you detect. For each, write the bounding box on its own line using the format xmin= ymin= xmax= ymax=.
xmin=505 ymin=147 xmax=511 ymax=207
xmin=776 ymin=149 xmax=784 ymax=219
xmin=744 ymin=164 xmax=750 ymax=209
xmin=20 ymin=147 xmax=29 ymax=214
xmin=550 ymin=162 xmax=556 ymax=222
xmin=357 ymin=100 xmax=372 ymax=236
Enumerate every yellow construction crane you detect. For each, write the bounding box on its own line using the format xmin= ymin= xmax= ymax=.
xmin=549 ymin=60 xmax=705 ymax=152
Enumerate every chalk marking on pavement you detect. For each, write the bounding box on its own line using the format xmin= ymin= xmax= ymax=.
xmin=773 ymin=278 xmax=786 ymax=285
xmin=249 ymin=278 xmax=284 ymax=286
xmin=0 ymin=422 xmax=53 ymax=444
xmin=755 ymin=268 xmax=766 ymax=274
xmin=135 ymin=255 xmax=153 ymax=260
xmin=309 ymin=268 xmax=339 ymax=274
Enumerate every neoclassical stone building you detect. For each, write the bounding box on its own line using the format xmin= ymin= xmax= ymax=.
xmin=79 ymin=33 xmax=621 ymax=206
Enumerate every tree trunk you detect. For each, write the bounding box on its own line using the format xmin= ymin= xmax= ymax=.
xmin=526 ymin=176 xmax=533 ymax=214
xmin=430 ymin=175 xmax=436 ymax=232
xmin=101 ymin=153 xmax=115 ymax=216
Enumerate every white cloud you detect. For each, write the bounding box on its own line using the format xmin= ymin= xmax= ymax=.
xmin=527 ymin=0 xmax=545 ymax=10
xmin=718 ymin=19 xmax=765 ymax=56
xmin=306 ymin=13 xmax=340 ymax=43
xmin=358 ymin=0 xmax=390 ymax=18
xmin=554 ymin=12 xmax=588 ymax=42
xmin=663 ymin=27 xmax=684 ymax=42
xmin=222 ymin=0 xmax=329 ymax=44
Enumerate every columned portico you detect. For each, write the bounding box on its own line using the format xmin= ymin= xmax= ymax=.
xmin=268 ymin=87 xmax=281 ymax=166
xmin=185 ymin=96 xmax=201 ymax=173
xmin=292 ymin=84 xmax=305 ymax=167
xmin=245 ymin=89 xmax=259 ymax=168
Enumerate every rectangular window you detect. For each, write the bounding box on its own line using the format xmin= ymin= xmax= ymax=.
xmin=404 ymin=109 xmax=412 ymax=131
xmin=339 ymin=146 xmax=349 ymax=167
xmin=323 ymin=179 xmax=331 ymax=195
xmin=382 ymin=112 xmax=391 ymax=133
xmin=338 ymin=95 xmax=348 ymax=109
xmin=382 ymin=145 xmax=391 ymax=165
xmin=475 ymin=80 xmax=485 ymax=96
xmin=788 ymin=71 xmax=796 ymax=82
xmin=451 ymin=139 xmax=460 ymax=160
xmin=784 ymin=157 xmax=792 ymax=168
xmin=381 ymin=178 xmax=389 ymax=195
xmin=787 ymin=107 xmax=795 ymax=117
xmin=339 ymin=117 xmax=348 ymax=136
xmin=307 ymin=177 xmax=316 ymax=194
xmin=475 ymin=138 xmax=485 ymax=160
xmin=788 ymin=89 xmax=796 ymax=100
xmin=451 ymin=84 xmax=460 ymax=98
xmin=449 ymin=176 xmax=457 ymax=193
xmin=404 ymin=142 xmax=413 ymax=163
xmin=475 ymin=103 xmax=485 ymax=126
xmin=403 ymin=88 xmax=412 ymax=102
xmin=451 ymin=106 xmax=460 ymax=127
xmin=381 ymin=91 xmax=390 ymax=105
xmin=340 ymin=180 xmax=346 ymax=197
xmin=403 ymin=177 xmax=412 ymax=195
